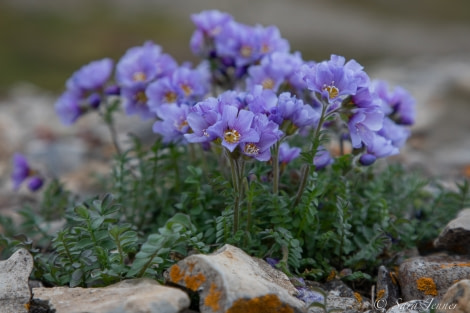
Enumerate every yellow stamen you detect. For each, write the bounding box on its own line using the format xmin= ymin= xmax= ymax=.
xmin=244 ymin=143 xmax=259 ymax=155
xmin=133 ymin=71 xmax=147 ymax=82
xmin=181 ymin=84 xmax=193 ymax=97
xmin=164 ymin=92 xmax=177 ymax=103
xmin=262 ymin=78 xmax=275 ymax=90
xmin=224 ymin=129 xmax=241 ymax=144
xmin=240 ymin=45 xmax=252 ymax=58
xmin=135 ymin=91 xmax=148 ymax=103
xmin=323 ymin=82 xmax=339 ymax=99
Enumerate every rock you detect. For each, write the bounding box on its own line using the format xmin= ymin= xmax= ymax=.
xmin=376 ymin=265 xmax=400 ymax=310
xmin=434 ymin=208 xmax=470 ymax=255
xmin=398 ymin=255 xmax=470 ymax=301
xmin=385 ymin=300 xmax=432 ymax=313
xmin=0 ymin=248 xmax=34 ymax=313
xmin=31 ymin=278 xmax=191 ymax=313
xmin=165 ymin=244 xmax=306 ymax=313
xmin=439 ymin=279 xmax=470 ymax=313
xmin=308 ymin=294 xmax=370 ymax=313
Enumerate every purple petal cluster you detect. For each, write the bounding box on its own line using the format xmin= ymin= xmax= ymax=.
xmin=55 ymin=58 xmax=114 ymax=125
xmin=11 ymin=153 xmax=44 ymax=192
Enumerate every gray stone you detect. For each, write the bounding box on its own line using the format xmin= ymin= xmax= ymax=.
xmin=166 ymin=244 xmax=306 ymax=313
xmin=376 ymin=265 xmax=400 ymax=310
xmin=438 ymin=279 xmax=470 ymax=313
xmin=386 ymin=300 xmax=432 ymax=313
xmin=0 ymin=248 xmax=34 ymax=313
xmin=434 ymin=208 xmax=470 ymax=255
xmin=32 ymin=278 xmax=190 ymax=313
xmin=398 ymin=255 xmax=470 ymax=301
xmin=308 ymin=294 xmax=370 ymax=313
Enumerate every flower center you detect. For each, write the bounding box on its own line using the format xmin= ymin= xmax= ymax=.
xmin=164 ymin=92 xmax=177 ymax=103
xmin=135 ymin=91 xmax=148 ymax=104
xmin=262 ymin=78 xmax=275 ymax=90
xmin=261 ymin=43 xmax=270 ymax=54
xmin=224 ymin=129 xmax=241 ymax=144
xmin=175 ymin=119 xmax=189 ymax=131
xmin=240 ymin=45 xmax=252 ymax=58
xmin=133 ymin=71 xmax=147 ymax=82
xmin=181 ymin=84 xmax=193 ymax=97
xmin=244 ymin=143 xmax=259 ymax=155
xmin=323 ymin=82 xmax=339 ymax=99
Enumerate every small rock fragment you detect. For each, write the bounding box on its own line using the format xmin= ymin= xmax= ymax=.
xmin=32 ymin=278 xmax=190 ymax=313
xmin=0 ymin=248 xmax=34 ymax=313
xmin=376 ymin=265 xmax=400 ymax=310
xmin=166 ymin=244 xmax=306 ymax=313
xmin=434 ymin=208 xmax=470 ymax=255
xmin=439 ymin=279 xmax=470 ymax=313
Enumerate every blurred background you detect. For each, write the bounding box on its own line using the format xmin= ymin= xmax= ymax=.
xmin=1 ymin=0 xmax=470 ymax=199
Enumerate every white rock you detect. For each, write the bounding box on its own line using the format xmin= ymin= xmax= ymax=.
xmin=0 ymin=248 xmax=34 ymax=313
xmin=32 ymin=278 xmax=190 ymax=313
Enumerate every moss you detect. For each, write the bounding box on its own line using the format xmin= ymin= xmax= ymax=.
xmin=416 ymin=277 xmax=438 ymax=296
xmin=204 ymin=282 xmax=222 ymax=311
xmin=226 ymin=295 xmax=293 ymax=313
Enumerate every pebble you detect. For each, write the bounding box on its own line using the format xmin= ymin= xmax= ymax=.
xmin=434 ymin=208 xmax=470 ymax=255
xmin=0 ymin=248 xmax=34 ymax=313
xmin=439 ymin=279 xmax=470 ymax=313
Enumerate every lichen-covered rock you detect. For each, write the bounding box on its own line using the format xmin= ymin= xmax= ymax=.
xmin=398 ymin=255 xmax=470 ymax=301
xmin=31 ymin=278 xmax=190 ymax=313
xmin=308 ymin=294 xmax=370 ymax=313
xmin=376 ymin=265 xmax=400 ymax=310
xmin=0 ymin=248 xmax=34 ymax=313
xmin=165 ymin=244 xmax=306 ymax=313
xmin=434 ymin=208 xmax=470 ymax=254
xmin=439 ymin=279 xmax=470 ymax=313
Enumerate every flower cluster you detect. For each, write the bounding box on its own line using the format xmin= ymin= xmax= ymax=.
xmin=16 ymin=9 xmax=415 ymax=192
xmin=11 ymin=153 xmax=44 ymax=191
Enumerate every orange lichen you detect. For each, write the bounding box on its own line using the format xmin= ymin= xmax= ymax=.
xmin=169 ymin=265 xmax=185 ymax=283
xmin=377 ymin=289 xmax=385 ymax=300
xmin=390 ymin=271 xmax=398 ymax=285
xmin=440 ymin=262 xmax=470 ymax=269
xmin=184 ymin=272 xmax=206 ymax=291
xmin=204 ymin=282 xmax=222 ymax=311
xmin=226 ymin=295 xmax=294 ymax=313
xmin=416 ymin=277 xmax=438 ymax=296
xmin=354 ymin=292 xmax=363 ymax=304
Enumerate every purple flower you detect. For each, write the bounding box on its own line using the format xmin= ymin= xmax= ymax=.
xmin=296 ymin=287 xmax=324 ymax=306
xmin=275 ymin=92 xmax=320 ymax=131
xmin=373 ymin=80 xmax=416 ymax=125
xmin=152 ymin=104 xmax=191 ymax=144
xmin=359 ymin=153 xmax=377 ymax=166
xmin=301 ymin=55 xmax=369 ymax=105
xmin=347 ymin=107 xmax=384 ymax=149
xmin=11 ymin=153 xmax=44 ymax=191
xmin=241 ymin=114 xmax=282 ymax=161
xmin=172 ymin=67 xmax=210 ymax=103
xmin=216 ymin=21 xmax=260 ymax=67
xmin=246 ymin=51 xmax=304 ymax=92
xmin=245 ymin=85 xmax=278 ymax=115
xmin=190 ymin=10 xmax=233 ymax=56
xmin=147 ymin=77 xmax=179 ymax=110
xmin=207 ymin=105 xmax=260 ymax=152
xmin=66 ymin=58 xmax=113 ymax=92
xmin=54 ymin=91 xmax=83 ymax=125
xmin=314 ymin=147 xmax=333 ymax=170
xmin=279 ymin=143 xmax=301 ymax=164
xmin=256 ymin=25 xmax=290 ymax=56
xmin=184 ymin=97 xmax=220 ymax=143
xmin=120 ymin=83 xmax=155 ymax=120
xmin=116 ymin=41 xmax=177 ymax=86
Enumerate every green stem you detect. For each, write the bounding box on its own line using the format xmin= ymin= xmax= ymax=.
xmin=293 ymin=101 xmax=329 ymax=208
xmin=227 ymin=151 xmax=240 ymax=234
xmin=272 ymin=141 xmax=281 ymax=195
